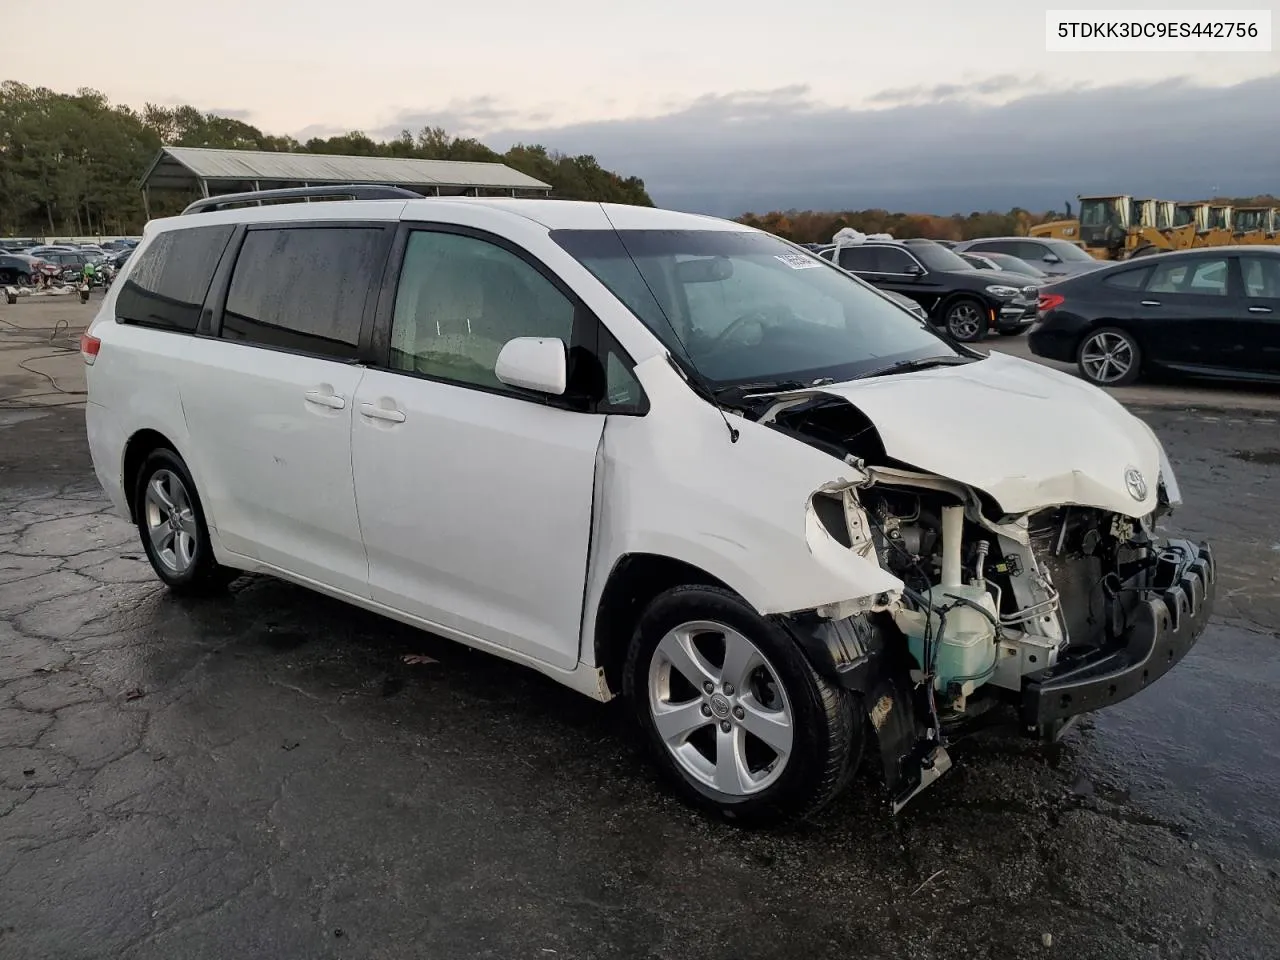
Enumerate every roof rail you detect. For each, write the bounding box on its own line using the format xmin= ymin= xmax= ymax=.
xmin=181 ymin=184 xmax=423 ymax=216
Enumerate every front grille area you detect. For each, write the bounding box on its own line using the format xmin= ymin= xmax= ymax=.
xmin=1027 ymin=507 xmax=1115 ymax=649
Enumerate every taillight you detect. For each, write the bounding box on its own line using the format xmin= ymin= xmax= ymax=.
xmin=1038 ymin=292 xmax=1065 ymax=312
xmin=80 ymin=331 xmax=101 ymax=365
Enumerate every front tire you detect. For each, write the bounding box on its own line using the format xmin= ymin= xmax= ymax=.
xmin=134 ymin=448 xmax=236 ymax=595
xmin=944 ymin=298 xmax=989 ymax=342
xmin=622 ymin=585 xmax=862 ymax=826
xmin=1077 ymin=326 xmax=1142 ymax=386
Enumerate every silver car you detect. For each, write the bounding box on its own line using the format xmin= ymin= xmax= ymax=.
xmin=952 ymin=237 xmax=1105 ymax=279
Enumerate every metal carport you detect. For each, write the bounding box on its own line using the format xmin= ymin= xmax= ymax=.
xmin=139 ymin=145 xmax=553 ymax=218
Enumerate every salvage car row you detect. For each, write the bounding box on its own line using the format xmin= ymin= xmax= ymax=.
xmin=809 ymin=234 xmax=1280 ymax=386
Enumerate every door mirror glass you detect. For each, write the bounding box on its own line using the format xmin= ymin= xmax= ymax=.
xmin=495 ymin=337 xmax=568 ymax=395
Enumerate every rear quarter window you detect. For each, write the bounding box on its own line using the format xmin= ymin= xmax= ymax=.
xmin=1102 ymin=268 xmax=1151 ymax=290
xmin=116 ymin=225 xmax=235 ymax=332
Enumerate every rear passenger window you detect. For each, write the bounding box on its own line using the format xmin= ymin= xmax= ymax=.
xmin=1148 ymin=258 xmax=1228 ymax=297
xmin=221 ymin=226 xmax=386 ymax=359
xmin=837 ymin=247 xmax=877 ymax=271
xmin=116 ymin=225 xmax=234 ymax=333
xmin=1102 ymin=268 xmax=1150 ymax=290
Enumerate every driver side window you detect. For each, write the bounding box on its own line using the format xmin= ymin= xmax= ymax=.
xmin=389 ymin=230 xmax=576 ymax=392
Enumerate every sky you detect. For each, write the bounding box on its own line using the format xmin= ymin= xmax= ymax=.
xmin=8 ymin=0 xmax=1280 ymax=215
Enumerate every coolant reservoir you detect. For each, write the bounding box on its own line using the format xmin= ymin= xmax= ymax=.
xmin=895 ymin=583 xmax=999 ymax=697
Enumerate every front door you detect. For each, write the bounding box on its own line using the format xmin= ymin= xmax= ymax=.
xmin=352 ymin=226 xmax=606 ymax=669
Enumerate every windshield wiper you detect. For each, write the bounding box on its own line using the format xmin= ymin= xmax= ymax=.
xmin=854 ymin=355 xmax=975 ymax=380
xmin=711 ymin=379 xmax=811 ymax=406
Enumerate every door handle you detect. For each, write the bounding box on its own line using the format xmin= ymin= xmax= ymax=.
xmin=1140 ymin=299 xmax=1161 ymax=307
xmin=1248 ymin=305 xmax=1273 ymax=313
xmin=360 ymin=402 xmax=406 ymax=423
xmin=304 ymin=389 xmax=345 ymax=409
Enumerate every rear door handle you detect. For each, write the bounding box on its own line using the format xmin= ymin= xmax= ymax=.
xmin=360 ymin=402 xmax=406 ymax=423
xmin=1248 ymin=305 xmax=1273 ymax=313
xmin=304 ymin=389 xmax=345 ymax=409
xmin=1140 ymin=299 xmax=1161 ymax=307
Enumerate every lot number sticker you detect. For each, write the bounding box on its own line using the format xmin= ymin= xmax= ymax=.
xmin=775 ymin=254 xmax=821 ymax=270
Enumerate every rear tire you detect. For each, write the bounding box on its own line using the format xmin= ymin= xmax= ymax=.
xmin=622 ymin=584 xmax=863 ymax=827
xmin=1076 ymin=326 xmax=1142 ymax=386
xmin=133 ymin=448 xmax=236 ymax=595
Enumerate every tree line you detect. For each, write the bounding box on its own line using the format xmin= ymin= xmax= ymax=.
xmin=736 ymin=208 xmax=1054 ymax=244
xmin=740 ymin=195 xmax=1280 ymax=245
xmin=0 ymin=82 xmax=653 ymax=236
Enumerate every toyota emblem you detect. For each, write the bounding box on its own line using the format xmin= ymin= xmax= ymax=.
xmin=1125 ymin=467 xmax=1148 ymax=501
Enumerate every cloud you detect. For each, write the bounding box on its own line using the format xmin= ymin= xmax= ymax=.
xmin=479 ymin=74 xmax=1280 ymax=216
xmin=294 ymin=122 xmax=348 ymax=141
xmin=867 ymin=73 xmax=1047 ymax=105
xmin=206 ymin=107 xmax=255 ymax=121
xmin=377 ymin=96 xmax=549 ymax=139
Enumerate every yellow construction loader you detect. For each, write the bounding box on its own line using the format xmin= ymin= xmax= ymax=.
xmin=1030 ymin=194 xmax=1280 ymax=258
xmin=1030 ymin=194 xmax=1174 ymax=260
xmin=1233 ymin=206 xmax=1278 ymax=243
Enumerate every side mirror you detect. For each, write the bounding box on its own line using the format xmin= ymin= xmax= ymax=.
xmin=904 ymin=263 xmax=925 ymax=277
xmin=1043 ymin=253 xmax=1062 ymax=264
xmin=495 ymin=337 xmax=567 ymax=395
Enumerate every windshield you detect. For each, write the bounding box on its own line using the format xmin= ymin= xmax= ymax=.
xmin=551 ymin=229 xmax=962 ymax=387
xmin=1080 ymin=198 xmax=1123 ymax=227
xmin=1174 ymin=206 xmax=1198 ymax=228
xmin=907 ymin=241 xmax=974 ymax=272
xmin=1043 ymin=239 xmax=1095 ymax=262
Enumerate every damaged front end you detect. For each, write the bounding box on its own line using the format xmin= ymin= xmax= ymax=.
xmin=763 ymin=392 xmax=1217 ymax=813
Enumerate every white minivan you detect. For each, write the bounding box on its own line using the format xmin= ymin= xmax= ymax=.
xmin=83 ymin=187 xmax=1215 ymax=824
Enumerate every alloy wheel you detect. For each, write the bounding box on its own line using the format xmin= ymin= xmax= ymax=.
xmin=1080 ymin=331 xmax=1135 ymax=384
xmin=647 ymin=620 xmax=794 ymax=796
xmin=143 ymin=469 xmax=199 ymax=574
xmin=947 ymin=303 xmax=984 ymax=340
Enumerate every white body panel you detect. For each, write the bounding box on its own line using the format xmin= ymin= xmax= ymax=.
xmin=350 ymin=369 xmax=605 ymax=670
xmin=179 ymin=341 xmax=370 ymax=596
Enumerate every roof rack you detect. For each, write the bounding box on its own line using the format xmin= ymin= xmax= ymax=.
xmin=181 ymin=184 xmax=424 ymax=216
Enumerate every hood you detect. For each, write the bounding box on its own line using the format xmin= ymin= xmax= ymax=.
xmin=962 ymin=268 xmax=1041 ymax=288
xmin=806 ymin=352 xmax=1162 ymax=518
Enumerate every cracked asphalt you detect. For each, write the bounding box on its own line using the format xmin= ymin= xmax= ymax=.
xmin=2 ymin=299 xmax=1280 ymax=959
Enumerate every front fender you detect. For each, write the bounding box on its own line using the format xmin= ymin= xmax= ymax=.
xmin=580 ymin=357 xmax=902 ymax=667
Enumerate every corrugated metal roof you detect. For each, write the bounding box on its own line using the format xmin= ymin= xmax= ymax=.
xmin=142 ymin=146 xmax=552 ymax=191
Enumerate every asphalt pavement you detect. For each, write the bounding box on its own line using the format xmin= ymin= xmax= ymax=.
xmin=2 ymin=298 xmax=1279 ymax=959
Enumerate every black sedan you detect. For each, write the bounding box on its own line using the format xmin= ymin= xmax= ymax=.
xmin=1028 ymin=246 xmax=1280 ymax=386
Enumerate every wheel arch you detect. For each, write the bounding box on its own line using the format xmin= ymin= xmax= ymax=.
xmin=933 ymin=289 xmax=991 ymax=321
xmin=592 ymin=553 xmax=735 ymax=697
xmin=1073 ymin=319 xmax=1147 ymax=360
xmin=121 ymin=428 xmax=184 ymax=523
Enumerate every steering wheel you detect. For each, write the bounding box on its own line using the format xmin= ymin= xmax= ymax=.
xmin=709 ymin=303 xmax=795 ymax=351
